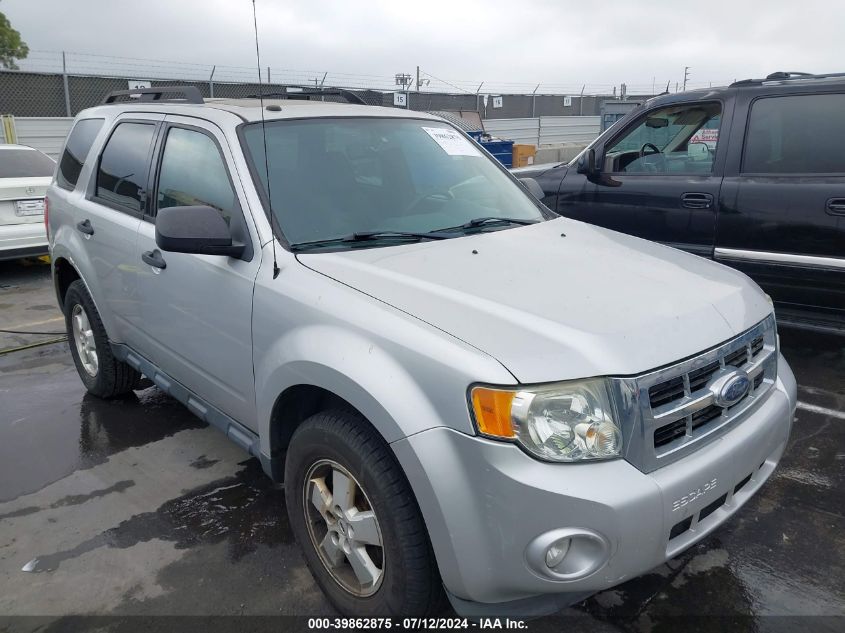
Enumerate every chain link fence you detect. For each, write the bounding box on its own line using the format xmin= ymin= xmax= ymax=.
xmin=0 ymin=71 xmax=393 ymax=117
xmin=0 ymin=50 xmax=657 ymax=121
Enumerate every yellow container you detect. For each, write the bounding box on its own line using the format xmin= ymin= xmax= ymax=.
xmin=512 ymin=144 xmax=536 ymax=168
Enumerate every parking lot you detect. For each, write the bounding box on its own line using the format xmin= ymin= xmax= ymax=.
xmin=0 ymin=257 xmax=842 ymax=630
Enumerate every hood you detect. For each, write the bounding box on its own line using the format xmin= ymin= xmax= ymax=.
xmin=298 ymin=218 xmax=771 ymax=383
xmin=510 ymin=163 xmax=566 ymax=179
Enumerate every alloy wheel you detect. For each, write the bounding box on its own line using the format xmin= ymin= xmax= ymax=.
xmin=71 ymin=304 xmax=98 ymax=377
xmin=303 ymin=459 xmax=385 ymax=597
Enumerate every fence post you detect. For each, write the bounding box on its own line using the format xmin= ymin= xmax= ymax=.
xmin=209 ymin=65 xmax=215 ymax=98
xmin=62 ymin=52 xmax=72 ymax=117
xmin=1 ymin=115 xmax=17 ymax=144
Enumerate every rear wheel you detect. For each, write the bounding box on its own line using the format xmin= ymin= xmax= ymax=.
xmin=64 ymin=280 xmax=142 ymax=398
xmin=285 ymin=409 xmax=445 ymax=616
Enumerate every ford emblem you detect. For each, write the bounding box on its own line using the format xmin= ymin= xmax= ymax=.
xmin=709 ymin=369 xmax=751 ymax=407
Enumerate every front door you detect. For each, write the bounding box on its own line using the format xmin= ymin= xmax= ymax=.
xmin=134 ymin=116 xmax=261 ymax=428
xmin=716 ymin=91 xmax=845 ymax=321
xmin=566 ymin=100 xmax=727 ymax=258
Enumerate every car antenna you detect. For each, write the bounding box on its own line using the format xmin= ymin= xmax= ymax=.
xmin=251 ymin=0 xmax=280 ymax=279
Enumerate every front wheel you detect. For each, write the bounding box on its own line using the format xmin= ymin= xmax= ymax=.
xmin=285 ymin=409 xmax=445 ymax=616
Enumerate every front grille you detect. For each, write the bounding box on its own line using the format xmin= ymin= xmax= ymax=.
xmin=654 ymin=419 xmax=686 ymax=447
xmin=628 ymin=315 xmax=778 ymax=472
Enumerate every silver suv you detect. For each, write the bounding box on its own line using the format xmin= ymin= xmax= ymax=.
xmin=47 ymin=87 xmax=797 ymax=617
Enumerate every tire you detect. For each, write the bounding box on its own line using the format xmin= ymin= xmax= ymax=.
xmin=64 ymin=279 xmax=142 ymax=398
xmin=285 ymin=409 xmax=446 ymax=616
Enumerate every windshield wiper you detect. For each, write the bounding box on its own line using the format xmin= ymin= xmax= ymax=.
xmin=437 ymin=217 xmax=540 ymax=233
xmin=290 ymin=230 xmax=450 ymax=252
xmin=463 ymin=217 xmax=539 ymax=228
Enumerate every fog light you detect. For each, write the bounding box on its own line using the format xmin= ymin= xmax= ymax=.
xmin=525 ymin=528 xmax=611 ymax=581
xmin=545 ymin=537 xmax=571 ymax=568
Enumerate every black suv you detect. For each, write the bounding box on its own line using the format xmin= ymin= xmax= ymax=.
xmin=519 ymin=72 xmax=845 ymax=334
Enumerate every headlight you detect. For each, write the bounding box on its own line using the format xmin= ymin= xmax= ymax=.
xmin=470 ymin=378 xmax=622 ymax=462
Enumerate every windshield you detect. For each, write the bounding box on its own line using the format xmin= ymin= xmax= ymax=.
xmin=240 ymin=118 xmax=546 ymax=248
xmin=0 ymin=148 xmax=56 ymax=178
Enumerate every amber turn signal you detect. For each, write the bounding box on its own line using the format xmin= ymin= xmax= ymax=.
xmin=470 ymin=387 xmax=516 ymax=438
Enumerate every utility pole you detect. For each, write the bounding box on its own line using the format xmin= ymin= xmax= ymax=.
xmin=683 ymin=66 xmax=690 ymax=91
xmin=416 ymin=66 xmax=420 ymax=91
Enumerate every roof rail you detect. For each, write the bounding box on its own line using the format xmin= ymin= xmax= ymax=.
xmin=730 ymin=71 xmax=845 ymax=87
xmin=101 ymin=86 xmax=205 ymax=105
xmin=244 ymin=87 xmax=368 ymax=105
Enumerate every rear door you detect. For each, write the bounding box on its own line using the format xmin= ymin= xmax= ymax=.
xmin=134 ymin=116 xmax=260 ymax=428
xmin=566 ymin=99 xmax=729 ymax=258
xmin=716 ymin=91 xmax=845 ymax=322
xmin=76 ymin=115 xmax=163 ymax=345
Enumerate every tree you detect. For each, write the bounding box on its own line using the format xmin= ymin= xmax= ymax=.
xmin=0 ymin=2 xmax=28 ymax=70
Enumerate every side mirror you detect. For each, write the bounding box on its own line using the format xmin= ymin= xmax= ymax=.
xmin=155 ymin=205 xmax=245 ymax=258
xmin=577 ymin=147 xmax=598 ymax=177
xmin=687 ymin=142 xmax=710 ymax=161
xmin=519 ymin=177 xmax=545 ymax=201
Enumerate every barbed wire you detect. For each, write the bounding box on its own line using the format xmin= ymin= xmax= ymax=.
xmin=7 ymin=49 xmax=736 ymax=97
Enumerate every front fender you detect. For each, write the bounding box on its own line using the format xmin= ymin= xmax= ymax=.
xmin=255 ymin=324 xmax=453 ymax=458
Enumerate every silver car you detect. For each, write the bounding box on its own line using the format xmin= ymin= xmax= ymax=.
xmin=47 ymin=87 xmax=797 ymax=617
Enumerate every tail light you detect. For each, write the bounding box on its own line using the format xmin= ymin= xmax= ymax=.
xmin=44 ymin=196 xmax=50 ymax=241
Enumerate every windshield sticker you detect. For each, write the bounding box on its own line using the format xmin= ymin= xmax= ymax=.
xmin=422 ymin=127 xmax=482 ymax=157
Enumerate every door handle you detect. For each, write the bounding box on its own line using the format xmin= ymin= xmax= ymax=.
xmin=681 ymin=192 xmax=714 ymax=209
xmin=141 ymin=249 xmax=167 ymax=270
xmin=826 ymin=198 xmax=845 ymax=216
xmin=76 ymin=219 xmax=95 ymax=235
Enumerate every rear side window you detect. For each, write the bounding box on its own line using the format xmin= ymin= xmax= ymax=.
xmin=0 ymin=148 xmax=55 ymax=178
xmin=57 ymin=118 xmax=104 ymax=190
xmin=96 ymin=122 xmax=156 ymax=212
xmin=156 ymin=127 xmax=237 ymax=219
xmin=743 ymin=93 xmax=845 ymax=174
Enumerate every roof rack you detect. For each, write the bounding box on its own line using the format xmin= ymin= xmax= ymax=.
xmin=101 ymin=86 xmax=205 ymax=105
xmin=244 ymin=87 xmax=368 ymax=105
xmin=730 ymin=71 xmax=845 ymax=87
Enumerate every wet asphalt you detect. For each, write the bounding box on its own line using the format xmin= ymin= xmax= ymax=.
xmin=0 ymin=259 xmax=843 ymax=632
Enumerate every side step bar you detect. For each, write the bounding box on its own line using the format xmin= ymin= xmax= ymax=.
xmin=111 ymin=343 xmax=262 ymax=458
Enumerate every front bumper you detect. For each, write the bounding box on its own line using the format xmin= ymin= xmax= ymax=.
xmin=0 ymin=223 xmax=48 ymax=261
xmin=391 ymin=354 xmax=797 ymax=615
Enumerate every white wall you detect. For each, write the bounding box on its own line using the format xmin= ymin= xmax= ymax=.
xmin=2 ymin=117 xmax=74 ymax=158
xmin=483 ymin=116 xmax=600 ymax=147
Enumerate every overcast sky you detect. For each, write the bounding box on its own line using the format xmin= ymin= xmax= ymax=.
xmin=3 ymin=0 xmax=841 ymax=93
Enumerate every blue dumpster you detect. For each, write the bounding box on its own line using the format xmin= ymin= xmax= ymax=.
xmin=479 ymin=139 xmax=514 ymax=167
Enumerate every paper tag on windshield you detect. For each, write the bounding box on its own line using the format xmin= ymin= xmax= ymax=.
xmin=422 ymin=127 xmax=481 ymax=157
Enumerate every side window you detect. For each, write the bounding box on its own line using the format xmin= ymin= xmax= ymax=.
xmin=57 ymin=118 xmax=104 ymax=190
xmin=743 ymin=93 xmax=845 ymax=174
xmin=96 ymin=122 xmax=156 ymax=212
xmin=604 ymin=102 xmax=721 ymax=174
xmin=156 ymin=127 xmax=237 ymax=221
